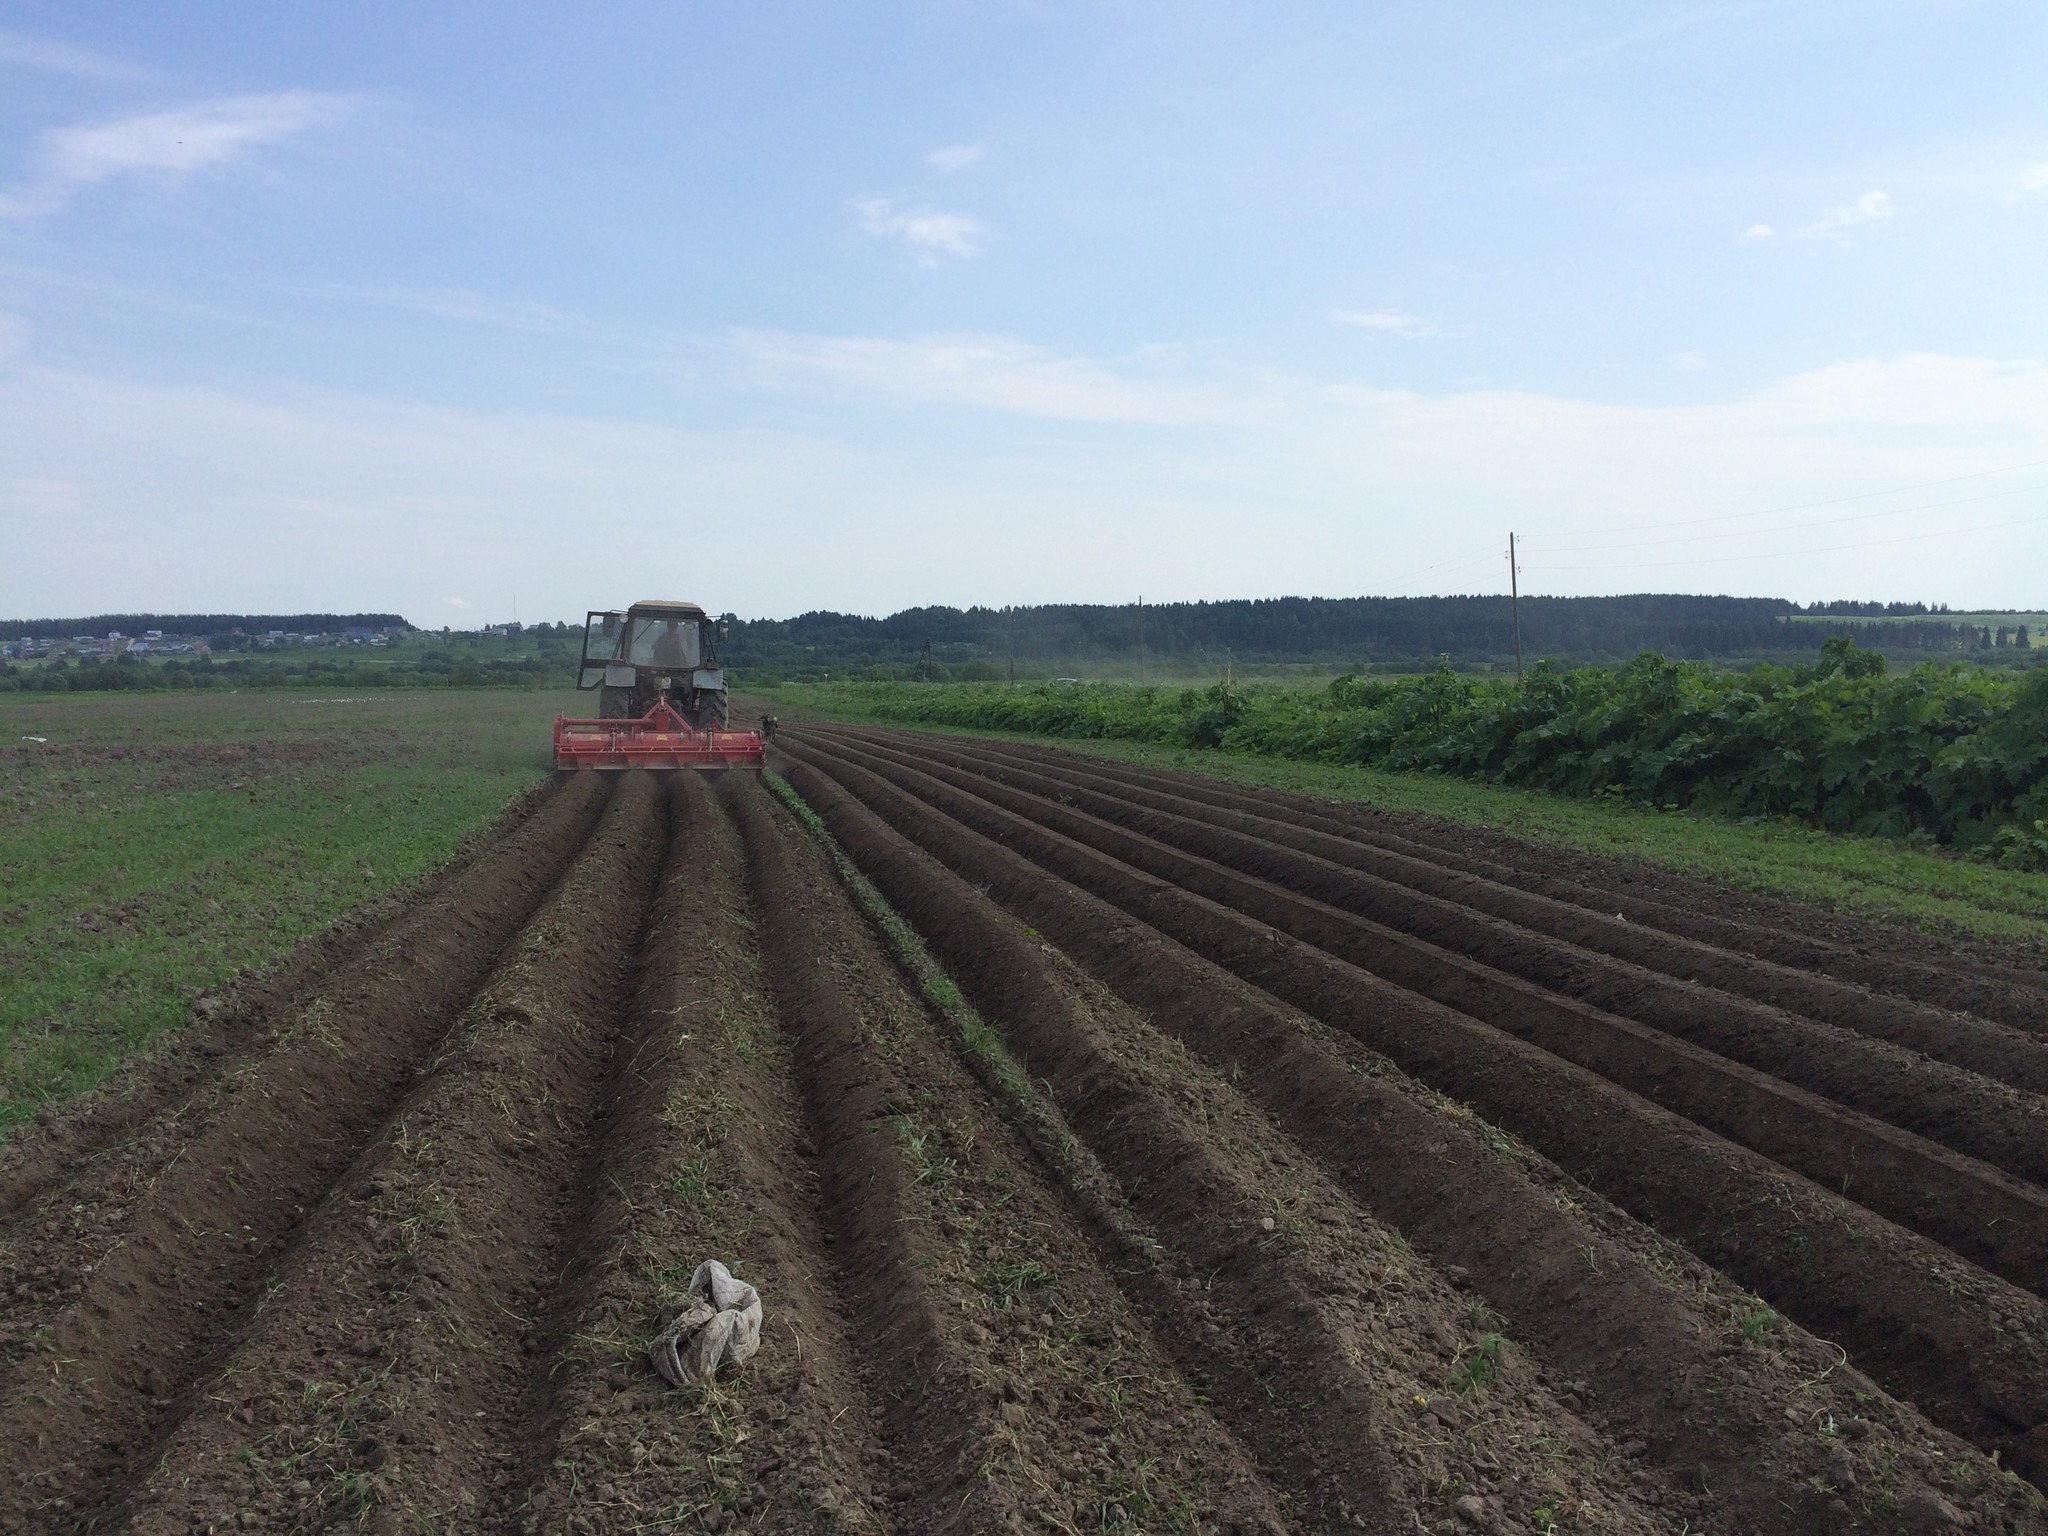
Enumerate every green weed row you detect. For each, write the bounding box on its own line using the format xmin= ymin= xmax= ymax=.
xmin=773 ymin=638 xmax=2048 ymax=864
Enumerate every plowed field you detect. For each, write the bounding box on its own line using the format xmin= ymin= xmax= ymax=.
xmin=4 ymin=724 xmax=2046 ymax=1536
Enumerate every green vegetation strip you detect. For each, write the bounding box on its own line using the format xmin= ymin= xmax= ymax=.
xmin=1 ymin=626 xmax=585 ymax=694
xmin=0 ymin=689 xmax=569 ymax=1132
xmin=762 ymin=679 xmax=2048 ymax=951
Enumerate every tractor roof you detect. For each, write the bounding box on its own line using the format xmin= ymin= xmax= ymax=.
xmin=627 ymin=599 xmax=709 ymax=617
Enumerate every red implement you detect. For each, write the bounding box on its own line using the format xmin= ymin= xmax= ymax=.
xmin=553 ymin=698 xmax=766 ymax=774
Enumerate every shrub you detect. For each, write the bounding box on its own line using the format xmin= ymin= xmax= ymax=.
xmin=804 ymin=641 xmax=2048 ymax=851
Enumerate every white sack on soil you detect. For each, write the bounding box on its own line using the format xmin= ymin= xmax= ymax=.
xmin=650 ymin=1260 xmax=763 ymax=1387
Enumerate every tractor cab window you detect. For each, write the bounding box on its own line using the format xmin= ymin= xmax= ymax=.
xmin=578 ymin=611 xmax=627 ymax=688
xmin=626 ymin=615 xmax=701 ymax=670
xmin=583 ymin=611 xmax=627 ymax=664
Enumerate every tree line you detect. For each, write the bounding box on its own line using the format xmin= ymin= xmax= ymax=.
xmin=3 ymin=612 xmax=409 ymax=639
xmin=721 ymin=594 xmax=2037 ymax=678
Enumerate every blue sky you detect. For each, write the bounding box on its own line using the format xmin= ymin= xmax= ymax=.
xmin=2 ymin=1 xmax=2046 ymax=623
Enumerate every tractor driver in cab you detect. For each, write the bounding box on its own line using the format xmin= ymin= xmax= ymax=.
xmin=653 ymin=616 xmax=690 ymax=669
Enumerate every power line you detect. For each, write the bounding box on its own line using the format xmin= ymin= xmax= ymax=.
xmin=1376 ymin=544 xmax=1503 ymax=594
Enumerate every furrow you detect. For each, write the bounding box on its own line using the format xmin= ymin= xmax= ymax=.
xmin=838 ymin=729 xmax=2048 ymax=1185
xmin=896 ymin=730 xmax=2048 ymax=1088
xmin=122 ymin=770 xmax=666 ymax=1535
xmin=766 ymin=761 xmax=1718 ymax=1536
xmin=514 ymin=771 xmax=894 ymax=1534
xmin=936 ymin=732 xmax=2048 ymax=1033
xmin=0 ymin=774 xmax=566 ymax=1235
xmin=817 ymin=730 xmax=2048 ymax=1291
xmin=778 ymin=733 xmax=2048 ymax=1500
xmin=729 ymin=775 xmax=1294 ymax=1533
xmin=0 ymin=769 xmax=610 ymax=1534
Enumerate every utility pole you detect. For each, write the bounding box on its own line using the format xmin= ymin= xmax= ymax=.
xmin=1508 ymin=533 xmax=1524 ymax=685
xmin=1008 ymin=608 xmax=1016 ymax=685
xmin=1137 ymin=595 xmax=1145 ymax=684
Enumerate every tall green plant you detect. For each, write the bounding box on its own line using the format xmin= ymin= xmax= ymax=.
xmin=797 ymin=642 xmax=2048 ymax=862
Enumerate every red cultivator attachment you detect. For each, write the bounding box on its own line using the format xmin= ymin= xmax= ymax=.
xmin=553 ymin=699 xmax=766 ymax=774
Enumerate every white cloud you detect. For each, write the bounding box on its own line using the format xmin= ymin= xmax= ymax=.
xmin=1741 ymin=223 xmax=1774 ymax=241
xmin=2014 ymin=164 xmax=2048 ymax=200
xmin=1795 ymin=188 xmax=1893 ymax=242
xmin=0 ymin=28 xmax=147 ymax=81
xmin=728 ymin=330 xmax=1240 ymax=425
xmin=444 ymin=596 xmax=471 ymax=610
xmin=6 ymin=350 xmax=2048 ymax=620
xmin=0 ymin=91 xmax=356 ymax=218
xmin=926 ymin=143 xmax=984 ymax=172
xmin=1332 ymin=309 xmax=1441 ymax=339
xmin=852 ymin=196 xmax=984 ymax=262
xmin=1672 ymin=349 xmax=1708 ymax=371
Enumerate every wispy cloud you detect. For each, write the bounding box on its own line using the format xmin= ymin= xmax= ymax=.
xmin=10 ymin=349 xmax=2048 ymax=618
xmin=1795 ymin=188 xmax=1893 ymax=242
xmin=307 ymin=282 xmax=592 ymax=337
xmin=728 ymin=330 xmax=1241 ymax=425
xmin=1332 ymin=309 xmax=1442 ymax=339
xmin=852 ymin=196 xmax=984 ymax=263
xmin=1741 ymin=223 xmax=1774 ymax=241
xmin=2013 ymin=164 xmax=2048 ymax=201
xmin=926 ymin=143 xmax=984 ymax=172
xmin=0 ymin=91 xmax=356 ymax=218
xmin=0 ymin=28 xmax=149 ymax=82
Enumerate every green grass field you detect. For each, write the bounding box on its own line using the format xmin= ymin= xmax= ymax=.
xmin=0 ymin=689 xmax=569 ymax=1133
xmin=758 ymin=686 xmax=2048 ymax=952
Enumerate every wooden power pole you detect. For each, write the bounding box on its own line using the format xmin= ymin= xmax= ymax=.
xmin=1508 ymin=532 xmax=1524 ymax=685
xmin=1137 ymin=595 xmax=1145 ymax=683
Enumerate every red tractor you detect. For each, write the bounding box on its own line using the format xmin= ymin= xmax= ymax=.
xmin=552 ymin=599 xmax=767 ymax=773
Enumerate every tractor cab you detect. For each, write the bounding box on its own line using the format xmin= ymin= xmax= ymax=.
xmin=577 ymin=601 xmax=731 ymax=724
xmin=579 ymin=603 xmax=715 ymax=680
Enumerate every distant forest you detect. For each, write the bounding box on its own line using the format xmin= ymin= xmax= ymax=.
xmin=720 ymin=594 xmax=2030 ymax=678
xmin=3 ymin=613 xmax=408 ymax=638
xmin=5 ymin=598 xmax=2037 ymax=683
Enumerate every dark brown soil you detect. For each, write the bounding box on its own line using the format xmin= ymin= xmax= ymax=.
xmin=921 ymin=732 xmax=2048 ymax=1091
xmin=6 ymin=724 xmax=2048 ymax=1536
xmin=814 ymin=732 xmax=2048 ymax=1291
xmin=728 ymin=776 xmax=1293 ymax=1532
xmin=0 ymin=770 xmax=609 ymax=1534
xmin=925 ymin=729 xmax=2048 ymax=1027
xmin=768 ymin=759 xmax=1697 ymax=1534
xmin=125 ymin=771 xmax=667 ymax=1534
xmin=507 ymin=771 xmax=897 ymax=1536
xmin=834 ymin=731 xmax=2048 ymax=1176
xmin=0 ymin=772 xmax=565 ymax=1230
xmin=779 ymin=727 xmax=2048 ymax=1524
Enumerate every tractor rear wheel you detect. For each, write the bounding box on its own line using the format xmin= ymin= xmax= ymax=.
xmin=599 ymin=685 xmax=634 ymax=719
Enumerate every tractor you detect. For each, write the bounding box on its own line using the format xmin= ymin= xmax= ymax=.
xmin=552 ymin=599 xmax=766 ymax=772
